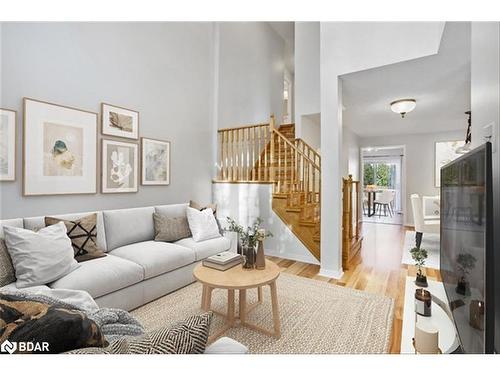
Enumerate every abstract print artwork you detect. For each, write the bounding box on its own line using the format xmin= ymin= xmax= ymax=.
xmin=0 ymin=108 xmax=17 ymax=181
xmin=141 ymin=137 xmax=170 ymax=185
xmin=101 ymin=103 xmax=139 ymax=140
xmin=23 ymin=98 xmax=97 ymax=195
xmin=102 ymin=139 xmax=138 ymax=193
xmin=435 ymin=140 xmax=462 ymax=187
xmin=43 ymin=122 xmax=83 ymax=177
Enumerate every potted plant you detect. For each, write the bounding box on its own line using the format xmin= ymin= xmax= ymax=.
xmin=225 ymin=217 xmax=272 ymax=269
xmin=456 ymin=252 xmax=477 ymax=296
xmin=410 ymin=246 xmax=428 ymax=287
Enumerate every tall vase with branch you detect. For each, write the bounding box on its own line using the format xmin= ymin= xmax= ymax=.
xmin=410 ymin=246 xmax=428 ymax=287
xmin=225 ymin=217 xmax=273 ymax=269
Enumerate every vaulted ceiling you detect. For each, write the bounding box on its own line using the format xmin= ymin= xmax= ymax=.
xmin=342 ymin=22 xmax=471 ymax=137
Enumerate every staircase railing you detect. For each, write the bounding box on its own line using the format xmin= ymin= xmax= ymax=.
xmin=217 ymin=122 xmax=271 ymax=182
xmin=294 ymin=138 xmax=321 ymax=168
xmin=342 ymin=175 xmax=362 ymax=268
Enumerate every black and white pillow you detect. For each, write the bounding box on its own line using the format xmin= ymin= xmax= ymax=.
xmin=67 ymin=312 xmax=212 ymax=354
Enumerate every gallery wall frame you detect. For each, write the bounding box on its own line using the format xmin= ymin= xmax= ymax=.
xmin=101 ymin=138 xmax=139 ymax=194
xmin=141 ymin=137 xmax=171 ymax=186
xmin=101 ymin=103 xmax=139 ymax=140
xmin=23 ymin=98 xmax=98 ymax=196
xmin=0 ymin=108 xmax=17 ymax=181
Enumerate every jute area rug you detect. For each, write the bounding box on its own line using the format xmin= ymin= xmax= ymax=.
xmin=131 ymin=273 xmax=394 ymax=354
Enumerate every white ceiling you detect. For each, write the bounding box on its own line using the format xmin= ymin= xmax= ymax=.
xmin=342 ymin=22 xmax=471 ymax=137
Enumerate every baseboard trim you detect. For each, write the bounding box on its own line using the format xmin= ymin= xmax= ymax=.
xmin=265 ymin=249 xmax=320 ymax=265
xmin=319 ymin=267 xmax=344 ymax=280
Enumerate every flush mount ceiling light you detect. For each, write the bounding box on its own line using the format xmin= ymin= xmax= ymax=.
xmin=390 ymin=99 xmax=416 ymax=118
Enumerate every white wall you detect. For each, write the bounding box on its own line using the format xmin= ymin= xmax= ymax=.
xmin=319 ymin=22 xmax=445 ymax=278
xmin=342 ymin=127 xmax=360 ymax=180
xmin=300 ymin=113 xmax=321 ymax=150
xmin=213 ymin=183 xmax=319 ymax=264
xmin=0 ymin=22 xmax=215 ymax=219
xmin=359 ymin=130 xmax=464 ymax=225
xmin=294 ymin=22 xmax=320 ymax=138
xmin=217 ymin=22 xmax=285 ymax=129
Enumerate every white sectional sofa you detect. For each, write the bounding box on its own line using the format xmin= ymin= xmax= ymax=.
xmin=0 ymin=203 xmax=231 ymax=311
xmin=0 ymin=203 xmax=251 ymax=353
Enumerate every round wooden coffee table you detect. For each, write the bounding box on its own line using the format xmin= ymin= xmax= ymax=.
xmin=193 ymin=259 xmax=281 ymax=343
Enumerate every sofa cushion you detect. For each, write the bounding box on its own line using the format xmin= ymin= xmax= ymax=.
xmin=49 ymin=254 xmax=143 ymax=298
xmin=110 ymin=241 xmax=195 ymax=279
xmin=175 ymin=236 xmax=231 ymax=261
xmin=24 ymin=212 xmax=107 ymax=252
xmin=153 ymin=213 xmax=191 ymax=242
xmin=45 ymin=214 xmax=106 ymax=262
xmin=154 ymin=203 xmax=188 ymax=219
xmin=3 ymin=222 xmax=80 ymax=288
xmin=0 ymin=219 xmax=24 ymax=239
xmin=103 ymin=206 xmax=155 ymax=251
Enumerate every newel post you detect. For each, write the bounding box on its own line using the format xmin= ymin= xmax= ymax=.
xmin=269 ymin=114 xmax=276 ymax=187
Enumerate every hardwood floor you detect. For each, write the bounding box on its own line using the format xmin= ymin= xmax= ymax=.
xmin=266 ymin=222 xmax=441 ymax=354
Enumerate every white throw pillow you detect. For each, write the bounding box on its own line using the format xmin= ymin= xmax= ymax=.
xmin=3 ymin=222 xmax=80 ymax=288
xmin=186 ymin=207 xmax=221 ymax=242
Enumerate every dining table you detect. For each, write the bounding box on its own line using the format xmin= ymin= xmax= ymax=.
xmin=365 ymin=189 xmax=379 ymax=217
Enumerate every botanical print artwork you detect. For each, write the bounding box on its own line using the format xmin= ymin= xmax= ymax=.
xmin=142 ymin=138 xmax=170 ymax=185
xmin=23 ymin=98 xmax=97 ymax=195
xmin=102 ymin=139 xmax=138 ymax=193
xmin=107 ymin=144 xmax=135 ymax=188
xmin=109 ymin=111 xmax=133 ymax=133
xmin=0 ymin=114 xmax=9 ymax=175
xmin=101 ymin=103 xmax=139 ymax=140
xmin=43 ymin=122 xmax=83 ymax=176
xmin=435 ymin=140 xmax=462 ymax=187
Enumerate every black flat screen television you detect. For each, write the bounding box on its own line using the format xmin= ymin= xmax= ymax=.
xmin=440 ymin=142 xmax=494 ymax=353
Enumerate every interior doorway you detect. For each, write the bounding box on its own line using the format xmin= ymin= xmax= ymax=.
xmin=361 ymin=146 xmax=405 ymax=225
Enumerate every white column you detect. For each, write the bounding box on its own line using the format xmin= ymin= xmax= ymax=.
xmin=319 ymin=25 xmax=344 ymax=278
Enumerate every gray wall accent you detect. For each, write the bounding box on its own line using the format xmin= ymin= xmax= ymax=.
xmin=217 ymin=22 xmax=285 ymax=128
xmin=0 ymin=22 xmax=214 ymax=219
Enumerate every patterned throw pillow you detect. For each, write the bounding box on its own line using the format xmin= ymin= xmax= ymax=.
xmin=45 ymin=214 xmax=106 ymax=262
xmin=0 ymin=239 xmax=16 ymax=287
xmin=153 ymin=213 xmax=192 ymax=242
xmin=66 ymin=312 xmax=212 ymax=354
xmin=0 ymin=293 xmax=107 ymax=354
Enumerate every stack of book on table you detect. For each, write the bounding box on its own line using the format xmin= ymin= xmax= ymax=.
xmin=202 ymin=251 xmax=242 ymax=271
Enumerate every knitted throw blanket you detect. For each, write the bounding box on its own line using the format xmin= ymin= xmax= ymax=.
xmin=3 ymin=289 xmax=145 ymax=342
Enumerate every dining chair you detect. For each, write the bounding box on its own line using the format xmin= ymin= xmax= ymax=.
xmin=410 ymin=194 xmax=440 ymax=248
xmin=374 ymin=190 xmax=394 ymax=217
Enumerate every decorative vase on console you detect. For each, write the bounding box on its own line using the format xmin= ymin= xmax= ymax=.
xmin=410 ymin=246 xmax=428 ymax=287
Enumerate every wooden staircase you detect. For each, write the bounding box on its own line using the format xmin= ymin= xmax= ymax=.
xmin=216 ymin=116 xmax=322 ymax=260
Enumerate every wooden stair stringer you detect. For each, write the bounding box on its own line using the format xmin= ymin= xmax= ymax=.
xmin=271 ymin=196 xmax=320 ymax=261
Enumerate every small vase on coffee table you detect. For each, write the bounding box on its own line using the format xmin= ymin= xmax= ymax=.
xmin=256 ymin=240 xmax=266 ymax=270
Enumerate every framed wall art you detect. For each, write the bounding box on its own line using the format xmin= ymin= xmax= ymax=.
xmin=0 ymin=108 xmax=17 ymax=181
xmin=141 ymin=137 xmax=170 ymax=186
xmin=435 ymin=140 xmax=462 ymax=187
xmin=102 ymin=139 xmax=138 ymax=193
xmin=23 ymin=98 xmax=97 ymax=195
xmin=101 ymin=103 xmax=139 ymax=140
